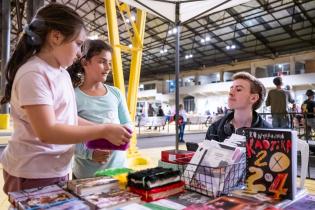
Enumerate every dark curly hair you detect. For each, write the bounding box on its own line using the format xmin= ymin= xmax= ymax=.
xmin=67 ymin=39 xmax=112 ymax=88
xmin=232 ymin=72 xmax=266 ymax=110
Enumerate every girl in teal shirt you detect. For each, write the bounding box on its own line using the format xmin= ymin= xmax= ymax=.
xmin=67 ymin=39 xmax=132 ymax=178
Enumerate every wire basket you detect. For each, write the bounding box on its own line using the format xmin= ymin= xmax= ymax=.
xmin=176 ymin=158 xmax=246 ymax=198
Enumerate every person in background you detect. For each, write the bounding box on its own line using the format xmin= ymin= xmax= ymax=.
xmin=205 ymin=72 xmax=271 ymax=142
xmin=156 ymin=106 xmax=165 ymax=130
xmin=0 ymin=4 xmax=131 ymax=194
xmin=67 ymin=39 xmax=132 ymax=179
xmin=302 ymin=89 xmax=315 ymax=140
xmin=147 ymin=103 xmax=155 ymax=130
xmin=178 ymin=104 xmax=187 ymax=143
xmin=164 ymin=105 xmax=172 ymax=125
xmin=266 ymin=76 xmax=295 ymax=128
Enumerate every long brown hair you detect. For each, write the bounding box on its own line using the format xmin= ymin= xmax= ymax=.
xmin=67 ymin=39 xmax=112 ymax=88
xmin=0 ymin=3 xmax=84 ymax=104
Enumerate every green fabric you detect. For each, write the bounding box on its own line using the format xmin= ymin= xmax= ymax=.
xmin=94 ymin=168 xmax=132 ymax=177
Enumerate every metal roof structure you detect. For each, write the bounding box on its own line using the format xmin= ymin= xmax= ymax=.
xmin=5 ymin=0 xmax=315 ymax=81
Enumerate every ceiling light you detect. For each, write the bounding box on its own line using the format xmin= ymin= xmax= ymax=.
xmin=128 ymin=44 xmax=132 ymax=48
xmin=160 ymin=48 xmax=168 ymax=54
xmin=226 ymin=44 xmax=236 ymax=50
xmin=185 ymin=54 xmax=193 ymax=59
xmin=88 ymin=34 xmax=98 ymax=40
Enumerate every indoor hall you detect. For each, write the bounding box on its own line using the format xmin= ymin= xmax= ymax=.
xmin=1 ymin=0 xmax=315 ymax=209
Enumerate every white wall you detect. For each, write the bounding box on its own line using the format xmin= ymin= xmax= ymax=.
xmin=137 ymin=73 xmax=315 ymax=115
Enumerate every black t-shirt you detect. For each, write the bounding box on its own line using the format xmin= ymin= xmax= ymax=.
xmin=205 ymin=111 xmax=272 ymax=142
xmin=302 ymin=99 xmax=315 ymax=118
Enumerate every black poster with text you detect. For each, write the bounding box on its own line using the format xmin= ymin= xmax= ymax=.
xmin=244 ymin=128 xmax=297 ymax=200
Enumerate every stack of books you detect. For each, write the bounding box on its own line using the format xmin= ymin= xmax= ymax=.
xmin=67 ymin=175 xmax=142 ymax=209
xmin=81 ymin=190 xmax=141 ymax=210
xmin=67 ymin=176 xmax=119 ymax=197
xmin=8 ymin=184 xmax=89 ymax=210
xmin=127 ymin=167 xmax=185 ymax=202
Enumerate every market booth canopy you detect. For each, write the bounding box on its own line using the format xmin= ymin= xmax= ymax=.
xmin=119 ymin=0 xmax=252 ymax=151
xmin=119 ymin=0 xmax=251 ymax=23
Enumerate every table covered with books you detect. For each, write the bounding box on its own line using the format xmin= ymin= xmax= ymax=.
xmin=8 ymin=128 xmax=315 ymax=210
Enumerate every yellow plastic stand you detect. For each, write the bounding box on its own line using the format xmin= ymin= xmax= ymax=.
xmin=0 ymin=114 xmax=10 ymax=129
xmin=127 ymin=135 xmax=152 ymax=170
xmin=127 ymin=155 xmax=151 ymax=171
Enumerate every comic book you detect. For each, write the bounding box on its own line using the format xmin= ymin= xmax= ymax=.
xmin=244 ymin=128 xmax=297 ymax=200
xmin=67 ymin=176 xmax=119 ymax=196
xmin=82 ymin=190 xmax=141 ymax=210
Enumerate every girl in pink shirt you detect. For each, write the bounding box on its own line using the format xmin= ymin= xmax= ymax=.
xmin=0 ymin=3 xmax=131 ymax=194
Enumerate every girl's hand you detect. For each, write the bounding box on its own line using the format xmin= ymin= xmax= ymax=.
xmin=103 ymin=124 xmax=132 ymax=146
xmin=92 ymin=149 xmax=111 ymax=163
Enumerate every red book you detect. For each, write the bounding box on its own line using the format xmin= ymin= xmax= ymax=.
xmin=129 ymin=181 xmax=185 ymax=202
xmin=161 ymin=150 xmax=194 ymax=164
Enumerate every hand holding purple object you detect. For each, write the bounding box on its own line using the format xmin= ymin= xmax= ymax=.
xmin=86 ymin=126 xmax=132 ymax=150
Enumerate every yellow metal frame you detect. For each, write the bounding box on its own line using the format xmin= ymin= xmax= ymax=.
xmin=104 ymin=0 xmax=126 ymax=95
xmin=104 ymin=1 xmax=149 ymax=169
xmin=127 ymin=8 xmax=146 ymax=158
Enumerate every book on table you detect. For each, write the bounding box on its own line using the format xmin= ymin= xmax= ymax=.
xmin=283 ymin=193 xmax=315 ymax=210
xmin=127 ymin=167 xmax=181 ymax=190
xmin=183 ymin=195 xmax=278 ymax=210
xmin=9 ymin=185 xmax=84 ymax=210
xmin=129 ymin=181 xmax=185 ymax=202
xmin=8 ymin=185 xmax=70 ymax=208
xmin=244 ymin=128 xmax=297 ymax=200
xmin=230 ymin=187 xmax=307 ymax=209
xmin=82 ymin=189 xmax=141 ymax=210
xmin=67 ymin=176 xmax=119 ymax=196
xmin=19 ymin=198 xmax=90 ymax=210
xmin=166 ymin=191 xmax=211 ymax=209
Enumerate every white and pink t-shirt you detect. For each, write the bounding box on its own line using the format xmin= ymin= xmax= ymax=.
xmin=0 ymin=56 xmax=78 ymax=179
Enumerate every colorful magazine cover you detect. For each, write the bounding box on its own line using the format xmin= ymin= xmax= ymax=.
xmin=283 ymin=194 xmax=315 ymax=210
xmin=184 ymin=195 xmax=275 ymax=210
xmin=17 ymin=190 xmax=78 ymax=210
xmin=67 ymin=176 xmax=119 ymax=196
xmin=82 ymin=190 xmax=141 ymax=210
xmin=244 ymin=128 xmax=297 ymax=200
xmin=8 ymin=185 xmax=64 ymax=207
xmin=167 ymin=191 xmax=211 ymax=207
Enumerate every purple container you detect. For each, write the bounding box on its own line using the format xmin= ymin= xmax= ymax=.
xmin=85 ymin=127 xmax=132 ymax=150
xmin=85 ymin=139 xmax=129 ymax=150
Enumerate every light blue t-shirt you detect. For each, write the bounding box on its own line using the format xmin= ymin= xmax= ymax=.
xmin=72 ymin=85 xmax=132 ymax=179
